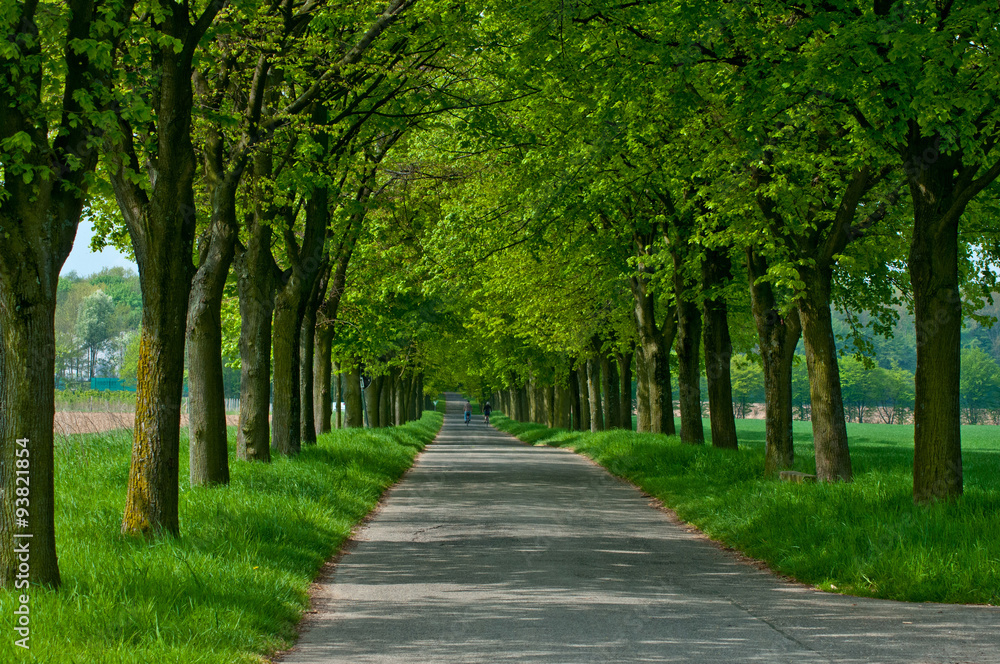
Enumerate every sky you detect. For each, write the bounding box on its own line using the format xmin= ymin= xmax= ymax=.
xmin=61 ymin=218 xmax=137 ymax=278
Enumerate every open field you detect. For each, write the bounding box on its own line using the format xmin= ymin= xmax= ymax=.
xmin=53 ymin=412 xmax=242 ymax=436
xmin=494 ymin=415 xmax=1000 ymax=605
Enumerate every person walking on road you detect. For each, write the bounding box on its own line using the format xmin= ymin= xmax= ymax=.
xmin=464 ymin=400 xmax=472 ymax=425
xmin=482 ymin=401 xmax=492 ymax=425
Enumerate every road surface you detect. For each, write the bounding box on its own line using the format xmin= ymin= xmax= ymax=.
xmin=279 ymin=393 xmax=1000 ymax=663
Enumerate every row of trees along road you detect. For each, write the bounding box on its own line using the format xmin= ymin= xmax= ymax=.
xmin=407 ymin=3 xmax=1000 ymax=498
xmin=2 ymin=1 xmax=1000 ymax=591
xmin=0 ymin=0 xmax=490 ymax=589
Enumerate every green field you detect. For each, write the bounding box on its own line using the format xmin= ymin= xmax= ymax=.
xmin=0 ymin=412 xmax=442 ymax=664
xmin=494 ymin=414 xmax=1000 ymax=605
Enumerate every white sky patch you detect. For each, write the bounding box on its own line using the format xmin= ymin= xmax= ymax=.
xmin=61 ymin=218 xmax=137 ymax=277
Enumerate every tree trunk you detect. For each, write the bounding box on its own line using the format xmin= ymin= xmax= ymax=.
xmin=187 ymin=188 xmax=238 ymax=486
xmin=299 ymin=312 xmax=317 ymax=445
xmin=334 ymin=365 xmax=343 ymax=429
xmin=575 ymin=365 xmax=591 ymax=431
xmin=908 ymin=144 xmax=966 ymax=503
xmin=344 ymin=364 xmax=364 ymax=428
xmin=122 ymin=256 xmax=192 ymax=535
xmin=410 ymin=373 xmax=421 ymax=420
xmin=546 ymin=384 xmax=556 ymax=428
xmin=315 ymin=326 xmax=332 ymax=434
xmin=515 ymin=386 xmax=528 ymax=421
xmin=0 ymin=301 xmax=61 ymax=587
xmin=106 ymin=0 xmax=224 ymax=539
xmin=555 ymin=378 xmax=572 ymax=429
xmin=702 ymin=248 xmax=738 ymax=450
xmin=395 ymin=370 xmax=407 ymax=426
xmin=797 ymin=267 xmax=852 ymax=482
xmin=568 ymin=366 xmax=582 ymax=430
xmin=271 ymin=271 xmax=304 ymax=455
xmin=747 ymin=248 xmax=801 ymax=474
xmin=631 ymin=278 xmax=676 ymax=435
xmin=635 ymin=346 xmax=650 ymax=432
xmin=235 ymin=219 xmax=275 ymax=463
xmin=300 ymin=264 xmax=329 ymax=446
xmin=533 ymin=380 xmax=546 ymax=424
xmin=587 ymin=358 xmax=604 ymax=431
xmin=527 ymin=380 xmax=539 ymax=423
xmin=366 ymin=375 xmax=382 ymax=428
xmin=601 ymin=354 xmax=621 ymax=429
xmin=674 ymin=293 xmax=704 ymax=445
xmin=379 ymin=372 xmax=393 ymax=427
xmin=618 ymin=351 xmax=633 ymax=431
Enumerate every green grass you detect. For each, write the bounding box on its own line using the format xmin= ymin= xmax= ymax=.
xmin=0 ymin=411 xmax=442 ymax=663
xmin=493 ymin=414 xmax=1000 ymax=605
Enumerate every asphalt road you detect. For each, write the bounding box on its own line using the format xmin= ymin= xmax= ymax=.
xmin=279 ymin=393 xmax=1000 ymax=664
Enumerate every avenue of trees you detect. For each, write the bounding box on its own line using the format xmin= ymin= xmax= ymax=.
xmin=2 ymin=0 xmax=1000 ymax=592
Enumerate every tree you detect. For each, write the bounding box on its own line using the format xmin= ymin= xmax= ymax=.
xmin=960 ymin=344 xmax=1000 ymax=425
xmin=731 ymin=355 xmax=764 ymax=420
xmin=797 ymin=0 xmax=1000 ymax=501
xmin=0 ymin=0 xmax=135 ymax=588
xmin=747 ymin=249 xmax=802 ymax=473
xmin=105 ymin=0 xmax=227 ymax=537
xmin=75 ymin=290 xmax=115 ymax=380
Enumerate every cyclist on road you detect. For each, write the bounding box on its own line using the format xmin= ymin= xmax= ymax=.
xmin=482 ymin=401 xmax=492 ymax=425
xmin=464 ymin=400 xmax=472 ymax=425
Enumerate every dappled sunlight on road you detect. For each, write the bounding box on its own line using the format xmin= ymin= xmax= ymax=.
xmin=280 ymin=394 xmax=1000 ymax=664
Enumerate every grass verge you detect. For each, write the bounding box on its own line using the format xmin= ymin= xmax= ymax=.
xmin=493 ymin=414 xmax=1000 ymax=605
xmin=0 ymin=411 xmax=442 ymax=663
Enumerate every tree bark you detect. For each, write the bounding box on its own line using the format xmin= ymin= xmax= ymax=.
xmin=300 ymin=264 xmax=329 ymax=446
xmin=366 ymin=375 xmax=383 ymax=428
xmin=618 ymin=350 xmax=633 ymax=431
xmin=344 ymin=364 xmax=364 ymax=428
xmin=300 ymin=309 xmax=316 ymax=444
xmin=568 ymin=365 xmax=582 ymax=430
xmin=334 ymin=365 xmax=343 ymax=429
xmin=747 ymin=248 xmax=801 ymax=474
xmin=121 ymin=262 xmax=192 ymax=536
xmin=534 ymin=380 xmax=547 ymax=424
xmin=395 ymin=370 xmax=407 ymax=426
xmin=272 ymin=269 xmax=304 ymax=454
xmin=546 ymin=384 xmax=556 ymax=428
xmin=600 ymin=354 xmax=621 ymax=429
xmin=907 ymin=139 xmax=971 ymax=502
xmin=235 ymin=215 xmax=276 ymax=463
xmin=0 ymin=303 xmax=62 ymax=587
xmin=315 ymin=326 xmax=332 ymax=434
xmin=410 ymin=373 xmax=421 ymax=420
xmin=797 ymin=266 xmax=852 ymax=481
xmin=527 ymin=380 xmax=539 ymax=423
xmin=516 ymin=386 xmax=528 ymax=422
xmin=702 ymin=247 xmax=738 ymax=450
xmin=630 ymin=277 xmax=676 ymax=435
xmin=635 ymin=346 xmax=650 ymax=432
xmin=575 ymin=365 xmax=591 ymax=431
xmin=587 ymin=358 xmax=604 ymax=431
xmin=187 ymin=180 xmax=239 ymax=485
xmin=555 ymin=377 xmax=572 ymax=429
xmin=379 ymin=372 xmax=393 ymax=427
xmin=674 ymin=290 xmax=704 ymax=445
